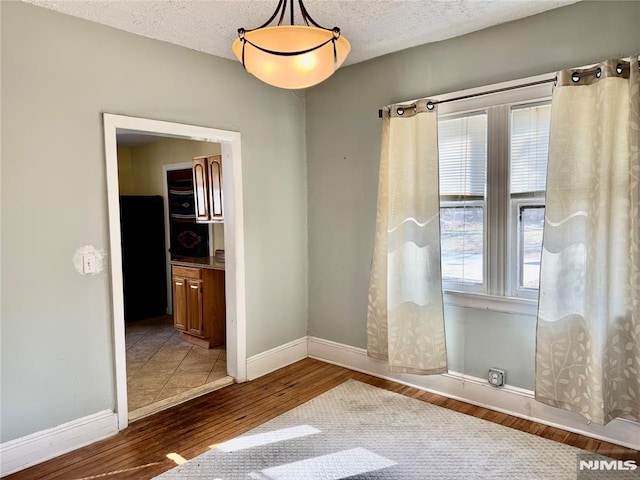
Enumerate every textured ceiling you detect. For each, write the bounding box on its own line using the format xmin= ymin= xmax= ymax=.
xmin=24 ymin=0 xmax=578 ymax=66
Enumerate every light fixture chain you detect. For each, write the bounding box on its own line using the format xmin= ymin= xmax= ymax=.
xmin=241 ymin=0 xmax=335 ymax=33
xmin=257 ymin=0 xmax=286 ymax=29
xmin=298 ymin=0 xmax=330 ymax=30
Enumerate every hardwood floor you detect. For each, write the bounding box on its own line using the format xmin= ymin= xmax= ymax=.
xmin=6 ymin=358 xmax=638 ymax=480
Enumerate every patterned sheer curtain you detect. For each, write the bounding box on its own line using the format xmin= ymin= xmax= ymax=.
xmin=536 ymin=58 xmax=640 ymax=424
xmin=367 ymin=100 xmax=447 ymax=374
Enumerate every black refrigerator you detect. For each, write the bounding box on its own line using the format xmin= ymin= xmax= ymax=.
xmin=119 ymin=195 xmax=168 ymax=322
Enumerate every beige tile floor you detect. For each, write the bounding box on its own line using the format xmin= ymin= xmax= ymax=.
xmin=126 ymin=315 xmax=227 ymax=413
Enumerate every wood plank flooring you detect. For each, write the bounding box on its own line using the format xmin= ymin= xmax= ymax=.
xmin=6 ymin=358 xmax=638 ymax=480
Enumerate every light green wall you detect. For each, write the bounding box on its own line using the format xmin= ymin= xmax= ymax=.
xmin=306 ymin=1 xmax=640 ymax=389
xmin=0 ymin=1 xmax=307 ymax=442
xmin=444 ymin=307 xmax=536 ymax=388
xmin=1 ymin=0 xmax=638 ymax=447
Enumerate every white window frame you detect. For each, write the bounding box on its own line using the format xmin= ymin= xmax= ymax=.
xmin=438 ymin=109 xmax=488 ymax=294
xmin=436 ymin=76 xmax=553 ymax=315
xmin=509 ymin=197 xmax=545 ymax=300
xmin=440 ymin=198 xmax=486 ymax=294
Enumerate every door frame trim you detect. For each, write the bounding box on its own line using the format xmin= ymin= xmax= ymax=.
xmin=103 ymin=114 xmax=247 ymax=430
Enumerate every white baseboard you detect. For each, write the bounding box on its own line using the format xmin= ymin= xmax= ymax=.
xmin=0 ymin=335 xmax=308 ymax=476
xmin=0 ymin=409 xmax=118 ymax=477
xmin=4 ymin=335 xmax=637 ymax=477
xmin=307 ymin=336 xmax=640 ymax=451
xmin=246 ymin=336 xmax=308 ymax=381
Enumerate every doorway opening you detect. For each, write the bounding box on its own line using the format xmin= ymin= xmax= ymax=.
xmin=103 ymin=114 xmax=247 ymax=430
xmin=117 ymin=140 xmax=231 ymax=421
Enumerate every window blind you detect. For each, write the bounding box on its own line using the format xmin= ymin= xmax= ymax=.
xmin=438 ymin=113 xmax=487 ymax=197
xmin=510 ymin=104 xmax=551 ymax=194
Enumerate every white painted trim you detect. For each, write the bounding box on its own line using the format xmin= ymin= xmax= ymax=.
xmin=103 ymin=114 xmax=247 ymax=431
xmin=443 ymin=290 xmax=537 ymax=316
xmin=221 ymin=136 xmax=247 ymax=383
xmin=0 ymin=410 xmax=118 ymax=477
xmin=161 ymin=161 xmax=197 ymax=314
xmin=307 ymin=336 xmax=640 ymax=450
xmin=103 ymin=117 xmax=128 ymax=430
xmin=246 ymin=337 xmax=308 ymax=381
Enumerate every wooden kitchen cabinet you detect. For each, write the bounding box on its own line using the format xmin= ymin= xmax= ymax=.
xmin=193 ymin=155 xmax=223 ymax=223
xmin=171 ymin=265 xmax=225 ymax=348
xmin=172 ymin=275 xmax=188 ymax=331
xmin=186 ymin=278 xmax=204 ymax=336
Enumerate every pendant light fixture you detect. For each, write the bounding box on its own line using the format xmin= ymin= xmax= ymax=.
xmin=232 ymin=0 xmax=351 ymax=89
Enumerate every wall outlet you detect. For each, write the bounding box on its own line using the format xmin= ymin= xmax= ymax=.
xmin=488 ymin=368 xmax=506 ymax=387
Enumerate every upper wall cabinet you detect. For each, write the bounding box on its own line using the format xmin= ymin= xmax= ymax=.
xmin=193 ymin=155 xmax=224 ymax=223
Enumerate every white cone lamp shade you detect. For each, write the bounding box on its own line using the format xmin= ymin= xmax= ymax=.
xmin=232 ymin=26 xmax=350 ymax=89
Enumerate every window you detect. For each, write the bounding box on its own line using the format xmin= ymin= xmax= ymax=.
xmin=437 ymin=82 xmax=552 ymax=305
xmin=517 ymin=204 xmax=545 ymax=290
xmin=510 ymin=103 xmax=550 ymax=296
xmin=439 ymin=113 xmax=487 ymax=292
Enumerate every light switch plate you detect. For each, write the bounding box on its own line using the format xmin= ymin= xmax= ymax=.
xmin=82 ymin=254 xmax=97 ymax=274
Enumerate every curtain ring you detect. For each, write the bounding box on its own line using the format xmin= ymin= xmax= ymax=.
xmin=426 ymin=101 xmax=435 ymax=111
xmin=396 ymin=107 xmax=405 ymax=116
xmin=616 ymin=64 xmax=623 ymax=75
xmin=571 ymin=72 xmax=580 ymax=83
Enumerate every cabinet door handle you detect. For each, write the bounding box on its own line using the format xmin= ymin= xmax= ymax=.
xmin=175 ymin=282 xmax=183 ymax=286
xmin=190 ymin=285 xmax=199 ymax=289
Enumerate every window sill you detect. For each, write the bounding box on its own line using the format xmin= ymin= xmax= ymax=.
xmin=443 ymin=290 xmax=538 ymax=316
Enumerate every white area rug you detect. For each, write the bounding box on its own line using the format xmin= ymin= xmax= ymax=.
xmin=155 ymin=380 xmax=635 ymax=479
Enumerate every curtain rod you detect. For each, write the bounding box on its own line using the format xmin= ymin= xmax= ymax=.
xmin=377 ymin=58 xmax=640 ymax=118
xmin=377 ymin=77 xmax=556 ymax=118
